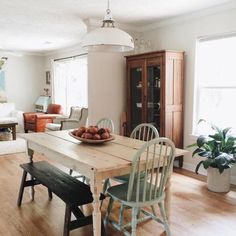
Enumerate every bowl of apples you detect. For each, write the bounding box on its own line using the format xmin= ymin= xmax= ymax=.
xmin=69 ymin=125 xmax=115 ymax=144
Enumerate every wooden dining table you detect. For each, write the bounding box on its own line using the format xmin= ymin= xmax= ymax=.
xmin=20 ymin=130 xmax=188 ymax=236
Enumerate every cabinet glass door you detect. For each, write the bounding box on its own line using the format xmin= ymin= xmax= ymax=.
xmin=147 ymin=64 xmax=161 ymax=132
xmin=130 ymin=66 xmax=143 ymax=131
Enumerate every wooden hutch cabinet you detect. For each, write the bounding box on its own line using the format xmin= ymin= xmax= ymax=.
xmin=125 ymin=50 xmax=184 ymax=167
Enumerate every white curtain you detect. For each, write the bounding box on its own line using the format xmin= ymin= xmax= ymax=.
xmin=194 ymin=35 xmax=236 ymax=134
xmin=53 ymin=55 xmax=88 ymax=115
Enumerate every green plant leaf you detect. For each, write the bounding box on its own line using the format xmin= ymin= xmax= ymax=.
xmin=198 ymin=151 xmax=212 ymax=158
xmin=192 ymin=148 xmax=204 ymax=157
xmin=197 ymin=135 xmax=208 ymax=147
xmin=209 ymin=133 xmax=223 ymax=142
xmin=198 ymin=119 xmax=206 ymax=124
xmin=223 ymin=127 xmax=231 ymax=138
xmin=195 ymin=161 xmax=204 ymax=174
xmin=211 ymin=124 xmax=222 ymax=134
xmin=203 ymin=159 xmax=214 ymax=169
xmin=186 ymin=143 xmax=197 ymax=148
xmin=219 ymin=167 xmax=224 ymax=174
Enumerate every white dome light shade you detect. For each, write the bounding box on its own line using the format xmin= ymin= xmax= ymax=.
xmin=81 ymin=0 xmax=134 ymax=52
xmin=82 ymin=27 xmax=134 ymax=52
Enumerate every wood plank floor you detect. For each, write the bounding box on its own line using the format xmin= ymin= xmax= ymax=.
xmin=0 ymin=153 xmax=236 ymax=236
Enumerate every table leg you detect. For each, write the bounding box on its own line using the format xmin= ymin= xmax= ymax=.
xmin=165 ymin=175 xmax=171 ymax=220
xmin=90 ymin=174 xmax=102 ymax=236
xmin=27 ymin=148 xmax=35 ymax=200
xmin=12 ymin=125 xmax=16 ymax=140
xmin=165 ymin=176 xmax=171 ymax=220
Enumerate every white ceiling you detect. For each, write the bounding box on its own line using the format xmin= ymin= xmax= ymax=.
xmin=0 ymin=0 xmax=234 ymax=54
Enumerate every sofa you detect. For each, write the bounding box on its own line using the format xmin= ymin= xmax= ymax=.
xmin=0 ymin=102 xmax=24 ymax=132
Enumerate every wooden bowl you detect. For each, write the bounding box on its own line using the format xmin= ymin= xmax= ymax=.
xmin=68 ymin=132 xmax=115 ymax=144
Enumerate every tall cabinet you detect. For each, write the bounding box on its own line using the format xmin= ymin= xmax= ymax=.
xmin=125 ymin=50 xmax=184 ymax=167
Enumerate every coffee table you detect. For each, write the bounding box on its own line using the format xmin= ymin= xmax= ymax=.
xmin=0 ymin=121 xmax=18 ymax=140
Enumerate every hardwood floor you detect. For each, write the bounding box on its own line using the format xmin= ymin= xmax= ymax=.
xmin=0 ymin=153 xmax=236 ymax=236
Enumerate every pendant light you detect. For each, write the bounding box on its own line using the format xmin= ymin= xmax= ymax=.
xmin=81 ymin=0 xmax=134 ymax=52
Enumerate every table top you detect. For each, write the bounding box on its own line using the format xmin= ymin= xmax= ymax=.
xmin=20 ymin=131 xmax=188 ymax=175
xmin=0 ymin=121 xmax=18 ymax=125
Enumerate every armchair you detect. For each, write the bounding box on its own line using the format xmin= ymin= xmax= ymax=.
xmin=23 ymin=104 xmax=63 ymax=133
xmin=46 ymin=107 xmax=88 ymax=131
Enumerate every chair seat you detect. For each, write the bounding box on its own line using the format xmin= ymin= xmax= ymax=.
xmin=113 ymin=171 xmax=146 ymax=183
xmin=107 ymin=181 xmax=163 ymax=207
xmin=46 ymin=123 xmax=61 ymax=131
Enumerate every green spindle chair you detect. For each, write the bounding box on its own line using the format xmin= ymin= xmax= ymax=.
xmin=104 ymin=137 xmax=176 ymax=236
xmin=97 ymin=117 xmax=115 ymax=133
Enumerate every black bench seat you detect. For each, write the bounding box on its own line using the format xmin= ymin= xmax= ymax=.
xmin=17 ymin=161 xmax=105 ymax=236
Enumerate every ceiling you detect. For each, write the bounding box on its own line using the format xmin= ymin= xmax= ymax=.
xmin=0 ymin=0 xmax=233 ymax=55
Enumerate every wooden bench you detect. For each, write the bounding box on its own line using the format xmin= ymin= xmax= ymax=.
xmin=17 ymin=161 xmax=105 ymax=236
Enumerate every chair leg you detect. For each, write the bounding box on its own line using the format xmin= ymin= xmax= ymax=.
xmin=131 ymin=207 xmax=139 ymax=236
xmin=151 ymin=205 xmax=157 ymax=216
xmin=64 ymin=204 xmax=71 ymax=236
xmin=48 ymin=188 xmax=53 ymax=200
xmin=102 ymin=178 xmax=110 ymax=194
xmin=17 ymin=170 xmax=27 ymax=207
xmin=101 ymin=218 xmax=106 ymax=236
xmin=104 ymin=197 xmax=114 ymax=227
xmin=118 ymin=203 xmax=124 ymax=226
xmin=158 ymin=201 xmax=171 ymax=236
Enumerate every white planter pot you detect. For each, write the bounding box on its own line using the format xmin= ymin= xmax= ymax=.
xmin=207 ymin=167 xmax=231 ymax=193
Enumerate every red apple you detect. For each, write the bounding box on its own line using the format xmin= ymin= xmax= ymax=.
xmin=93 ymin=134 xmax=101 ymax=140
xmin=101 ymin=132 xmax=110 ymax=139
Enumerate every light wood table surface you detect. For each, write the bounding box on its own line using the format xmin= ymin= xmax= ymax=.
xmin=20 ymin=130 xmax=188 ymax=236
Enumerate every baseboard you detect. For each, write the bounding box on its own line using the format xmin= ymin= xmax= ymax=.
xmin=182 ymin=162 xmax=236 ymax=185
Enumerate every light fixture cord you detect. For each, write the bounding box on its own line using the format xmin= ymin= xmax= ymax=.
xmin=102 ymin=0 xmax=115 ymax=27
xmin=107 ymin=0 xmax=110 ymax=14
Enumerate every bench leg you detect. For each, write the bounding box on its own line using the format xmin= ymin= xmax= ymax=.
xmin=48 ymin=188 xmax=53 ymax=200
xmin=17 ymin=170 xmax=27 ymax=207
xmin=69 ymin=169 xmax=73 ymax=175
xmin=28 ymin=149 xmax=35 ymax=201
xmin=64 ymin=204 xmax=71 ymax=236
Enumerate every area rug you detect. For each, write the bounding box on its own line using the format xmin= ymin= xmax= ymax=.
xmin=0 ymin=137 xmax=26 ymax=155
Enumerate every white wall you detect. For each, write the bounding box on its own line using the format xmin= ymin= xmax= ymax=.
xmin=88 ymin=52 xmax=126 ymax=133
xmin=45 ymin=47 xmax=126 ymax=134
xmin=140 ymin=7 xmax=236 ymax=183
xmin=2 ymin=54 xmax=45 ymax=111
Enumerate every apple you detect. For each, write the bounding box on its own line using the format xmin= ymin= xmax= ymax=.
xmin=98 ymin=128 xmax=106 ymax=135
xmin=78 ymin=126 xmax=86 ymax=133
xmin=84 ymin=132 xmax=93 ymax=139
xmin=105 ymin=128 xmax=111 ymax=133
xmin=88 ymin=126 xmax=98 ymax=134
xmin=93 ymin=134 xmax=101 ymax=140
xmin=101 ymin=132 xmax=110 ymax=139
xmin=76 ymin=130 xmax=83 ymax=137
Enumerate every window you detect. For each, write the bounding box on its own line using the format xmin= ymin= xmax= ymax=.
xmin=53 ymin=55 xmax=88 ymax=115
xmin=193 ymin=33 xmax=236 ymax=135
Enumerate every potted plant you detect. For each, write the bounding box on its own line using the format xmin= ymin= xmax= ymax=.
xmin=188 ymin=120 xmax=236 ymax=192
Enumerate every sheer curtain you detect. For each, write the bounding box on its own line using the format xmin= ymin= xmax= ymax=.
xmin=194 ymin=34 xmax=236 ymax=135
xmin=53 ymin=55 xmax=88 ymax=115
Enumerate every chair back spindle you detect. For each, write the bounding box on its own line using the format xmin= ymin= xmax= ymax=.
xmin=130 ymin=123 xmax=159 ymax=141
xmin=96 ymin=118 xmax=114 ymax=133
